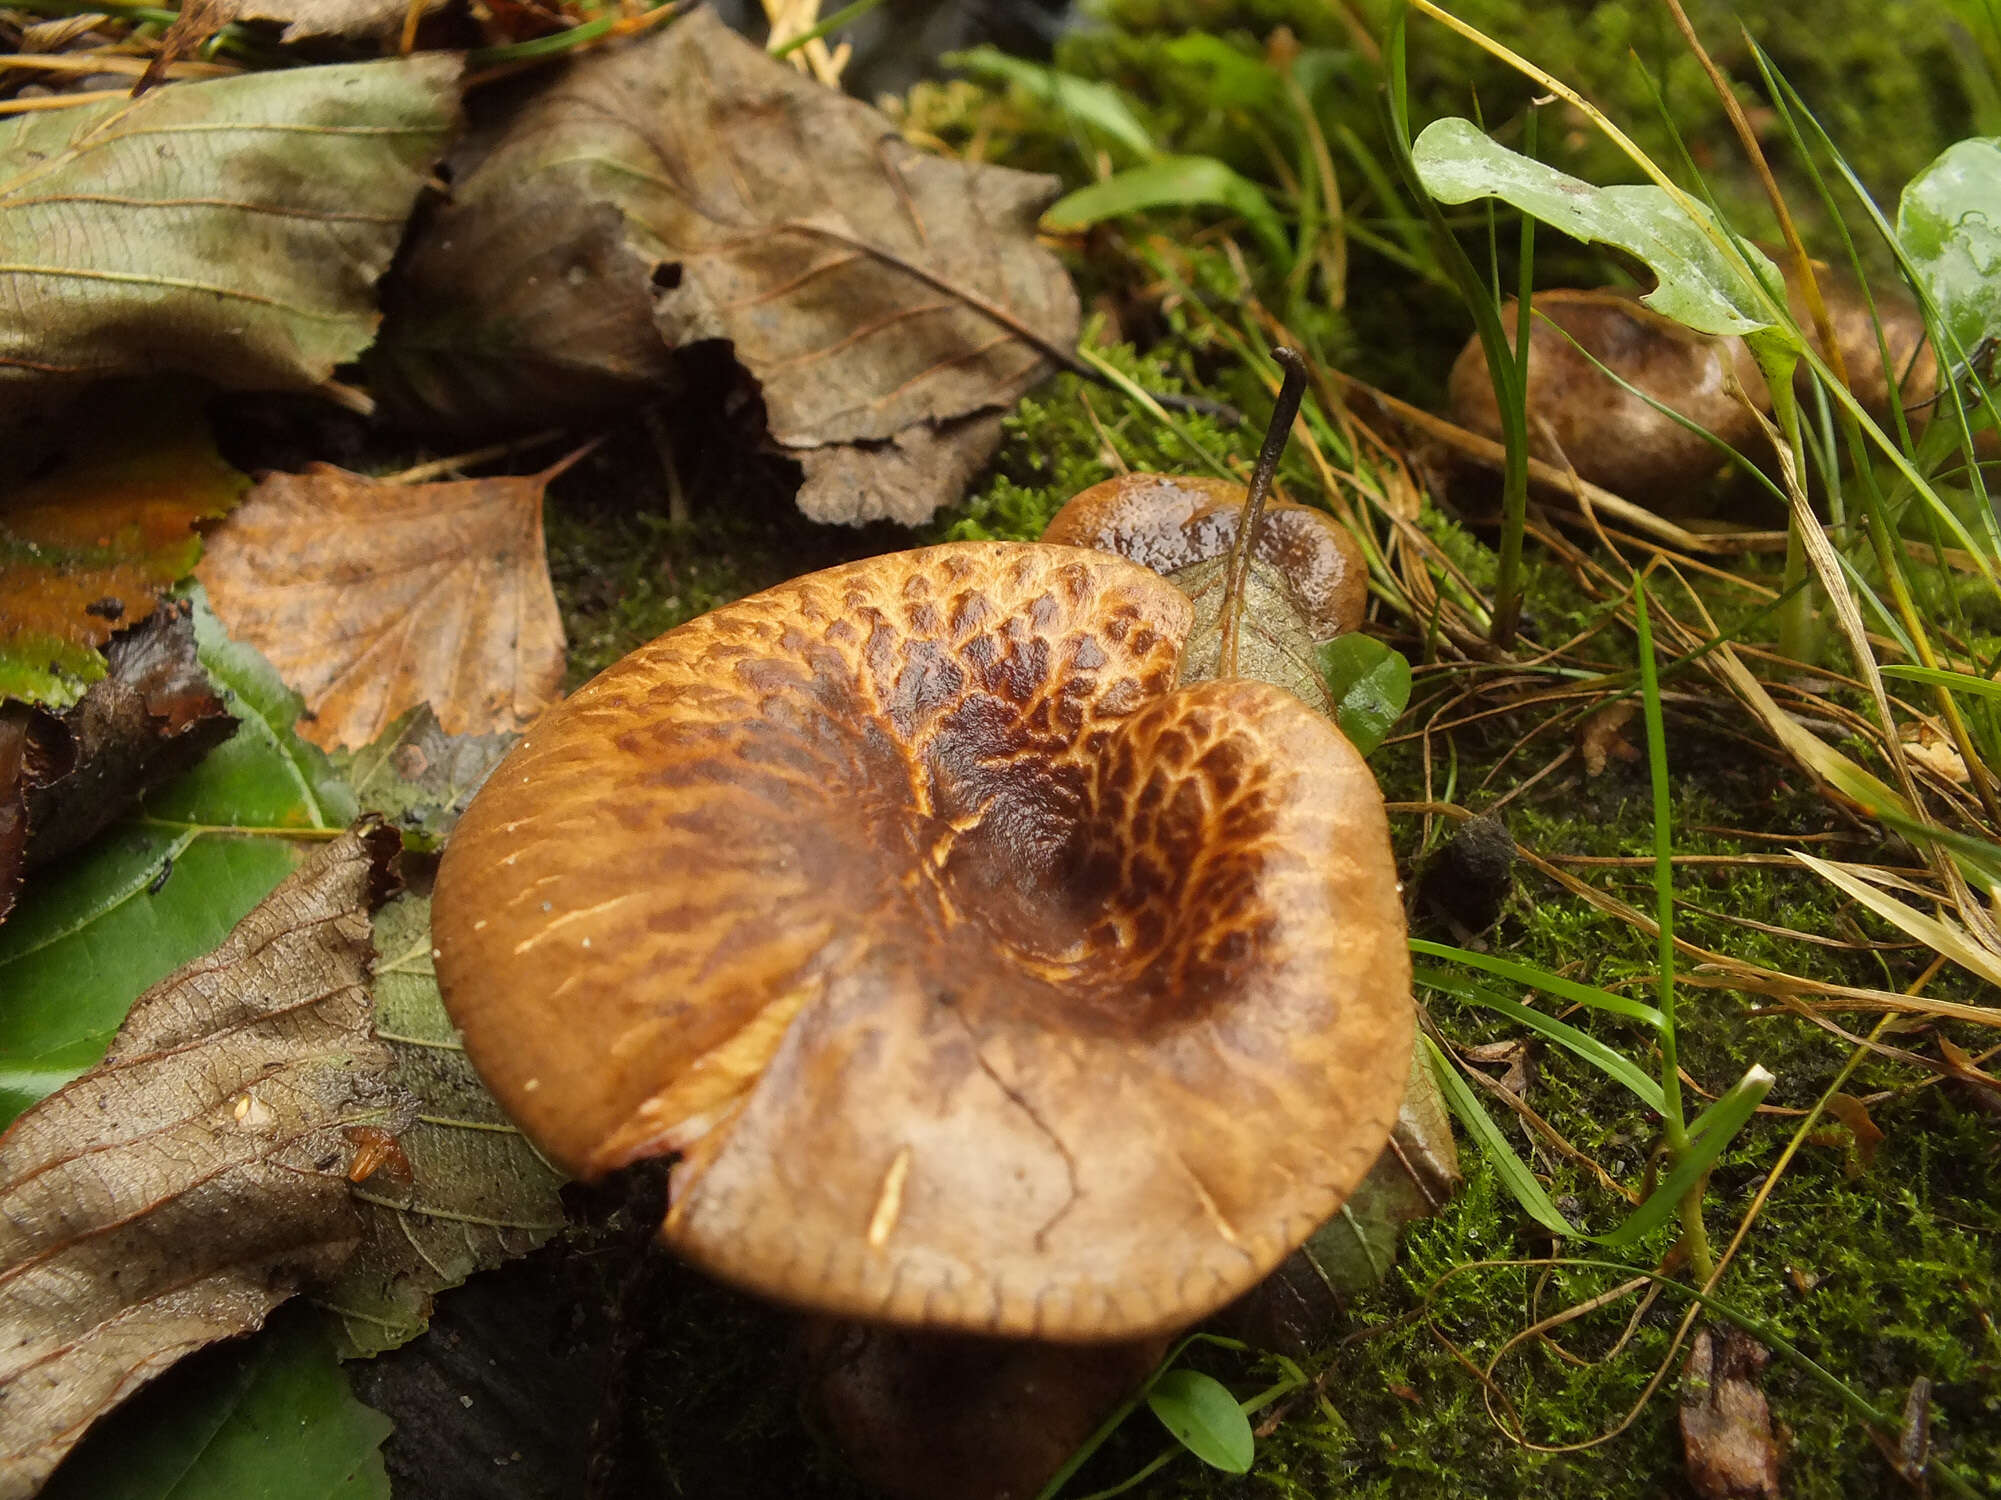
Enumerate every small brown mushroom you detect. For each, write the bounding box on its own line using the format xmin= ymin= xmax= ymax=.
xmin=1447 ymin=288 xmax=1770 ymax=510
xmin=432 ymin=542 xmax=1411 ymax=1346
xmin=1448 ymin=269 xmax=1944 ymax=512
xmin=1044 ymin=473 xmax=1368 ymax=709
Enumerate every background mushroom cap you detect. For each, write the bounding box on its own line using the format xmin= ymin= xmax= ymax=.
xmin=433 ymin=541 xmax=1411 ymax=1341
xmin=1043 ymin=473 xmax=1368 ymax=642
xmin=1447 ymin=288 xmax=1769 ymax=509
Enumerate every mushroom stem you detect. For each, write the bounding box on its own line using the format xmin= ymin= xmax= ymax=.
xmin=1218 ymin=347 xmax=1310 ymax=678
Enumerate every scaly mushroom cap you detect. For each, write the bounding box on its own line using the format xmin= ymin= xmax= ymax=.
xmin=1043 ymin=473 xmax=1367 ymax=641
xmin=432 ymin=542 xmax=1411 ymax=1341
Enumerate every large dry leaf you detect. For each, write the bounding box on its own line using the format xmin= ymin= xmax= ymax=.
xmin=319 ymin=893 xmax=567 ymax=1357
xmin=0 ymin=823 xmax=410 ymax=1500
xmin=0 ymin=407 xmax=247 ymax=706
xmin=196 ymin=463 xmax=567 ymax=750
xmin=0 ymin=600 xmax=234 ymax=925
xmin=0 ymin=57 xmax=461 ymax=435
xmin=373 ymin=8 xmax=1079 ymax=524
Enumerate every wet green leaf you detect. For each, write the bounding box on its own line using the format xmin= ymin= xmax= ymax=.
xmin=947 ymin=46 xmax=1157 ymax=158
xmin=39 ymin=1313 xmax=390 ymax=1500
xmin=1896 ymin=137 xmax=2001 ymax=362
xmin=1411 ymin=117 xmax=1793 ymax=344
xmin=0 ymin=595 xmax=352 ymax=1126
xmin=1146 ymin=1369 xmax=1253 ymax=1474
xmin=1045 ymin=155 xmax=1290 ymax=262
xmin=1315 ymin=634 xmax=1411 ymax=755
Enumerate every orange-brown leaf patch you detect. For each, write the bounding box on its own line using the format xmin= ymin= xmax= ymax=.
xmin=0 ymin=416 xmax=247 ymax=704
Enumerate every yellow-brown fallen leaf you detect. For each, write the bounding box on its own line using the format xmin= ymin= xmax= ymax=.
xmin=0 ymin=407 xmax=247 ymax=706
xmin=197 ymin=462 xmax=568 ymax=750
xmin=0 ymin=823 xmax=411 ymax=1500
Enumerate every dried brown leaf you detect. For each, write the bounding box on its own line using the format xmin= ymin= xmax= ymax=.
xmin=372 ymin=9 xmax=1079 ymax=523
xmin=196 ymin=463 xmax=567 ymax=750
xmin=1822 ymin=1091 xmax=1885 ymax=1171
xmin=1680 ymin=1325 xmax=1782 ymax=1500
xmin=0 ymin=823 xmax=411 ymax=1499
xmin=1580 ymin=700 xmax=1641 ymax=777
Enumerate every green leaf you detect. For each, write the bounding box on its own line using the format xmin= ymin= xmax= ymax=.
xmin=0 ymin=57 xmax=461 ymax=432
xmin=1044 ymin=156 xmax=1291 ymax=263
xmin=1881 ymin=663 xmax=2001 ymax=699
xmin=1427 ymin=1035 xmax=1775 ymax=1248
xmin=39 ymin=1313 xmax=391 ymax=1500
xmin=946 ymin=46 xmax=1158 ymax=159
xmin=1423 ymin=1033 xmax=1579 ymax=1239
xmin=1415 ymin=965 xmax=1666 ymax=1113
xmin=1410 ymin=117 xmax=1792 ymax=342
xmin=1314 ymin=635 xmax=1411 ymax=755
xmin=1897 ymin=137 xmax=2001 ymax=363
xmin=1408 ymin=937 xmax=1665 ymax=1029
xmin=1145 ymin=1369 xmax=1253 ymax=1474
xmin=0 ymin=595 xmax=352 ymax=1125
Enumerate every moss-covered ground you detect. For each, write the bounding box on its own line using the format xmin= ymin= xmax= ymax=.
xmin=532 ymin=4 xmax=2001 ymax=1494
xmin=537 ymin=359 xmax=2001 ymax=1497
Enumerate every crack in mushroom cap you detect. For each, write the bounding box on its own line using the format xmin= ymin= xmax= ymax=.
xmin=432 ymin=541 xmax=1412 ymax=1341
xmin=1042 ymin=473 xmax=1367 ymax=642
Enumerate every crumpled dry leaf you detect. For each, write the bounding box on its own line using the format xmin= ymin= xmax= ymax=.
xmin=1679 ymin=1324 xmax=1782 ymax=1500
xmin=196 ymin=462 xmax=567 ymax=750
xmin=372 ymin=8 xmax=1079 ymax=524
xmin=0 ymin=823 xmax=411 ymax=1500
xmin=318 ymin=893 xmax=567 ymax=1357
xmin=0 ymin=600 xmax=234 ymax=925
xmin=0 ymin=407 xmax=247 ymax=705
xmin=0 ymin=58 xmax=461 ymax=437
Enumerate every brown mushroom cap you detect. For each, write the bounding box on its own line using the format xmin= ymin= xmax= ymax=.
xmin=1447 ymin=288 xmax=1771 ymax=508
xmin=432 ymin=541 xmax=1410 ymax=1342
xmin=1042 ymin=473 xmax=1368 ymax=642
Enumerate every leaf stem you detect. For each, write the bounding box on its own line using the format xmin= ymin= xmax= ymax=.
xmin=1632 ymin=571 xmax=1713 ymax=1283
xmin=1217 ymin=347 xmax=1308 ymax=678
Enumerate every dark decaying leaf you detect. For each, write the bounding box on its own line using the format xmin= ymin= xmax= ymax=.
xmin=318 ymin=893 xmax=567 ymax=1357
xmin=0 ymin=823 xmax=411 ymax=1500
xmin=1220 ymin=1049 xmax=1460 ymax=1352
xmin=0 ymin=405 xmax=247 ymax=705
xmin=0 ymin=58 xmax=461 ymax=437
xmin=333 ymin=703 xmax=516 ymax=847
xmin=1679 ymin=1325 xmax=1782 ymax=1500
xmin=371 ymin=7 xmax=1079 ymax=524
xmin=39 ymin=1310 xmax=391 ymax=1500
xmin=196 ymin=462 xmax=568 ymax=750
xmin=0 ymin=601 xmax=236 ymax=930
xmin=0 ymin=595 xmax=356 ymax=1127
